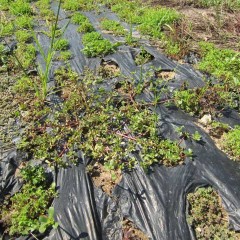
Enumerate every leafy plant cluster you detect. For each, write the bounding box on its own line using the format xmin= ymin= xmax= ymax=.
xmin=82 ymin=31 xmax=119 ymax=57
xmin=1 ymin=165 xmax=57 ymax=235
xmin=187 ymin=187 xmax=240 ymax=239
xmin=208 ymin=120 xmax=230 ymax=138
xmin=198 ymin=42 xmax=240 ymax=87
xmin=71 ymin=12 xmax=94 ymax=33
xmin=100 ymin=18 xmax=126 ymax=36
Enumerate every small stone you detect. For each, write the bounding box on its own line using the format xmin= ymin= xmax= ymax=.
xmin=199 ymin=114 xmax=212 ymax=126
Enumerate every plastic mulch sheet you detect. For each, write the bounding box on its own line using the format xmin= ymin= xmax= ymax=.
xmin=1 ymin=3 xmax=240 ymax=240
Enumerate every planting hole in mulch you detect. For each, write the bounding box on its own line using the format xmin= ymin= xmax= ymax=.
xmin=122 ymin=218 xmax=149 ymax=240
xmin=155 ymin=70 xmax=176 ymax=81
xmin=89 ymin=162 xmax=122 ymax=196
xmin=97 ymin=60 xmax=120 ymax=79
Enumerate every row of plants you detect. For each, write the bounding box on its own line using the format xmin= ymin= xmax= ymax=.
xmin=70 ymin=12 xmax=119 ymax=57
xmin=0 ymin=0 xmax=70 ymax=236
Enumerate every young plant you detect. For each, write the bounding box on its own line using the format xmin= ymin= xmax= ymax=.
xmin=15 ymin=15 xmax=33 ymax=29
xmin=62 ymin=0 xmax=80 ymax=11
xmin=16 ymin=30 xmax=32 ymax=43
xmin=10 ymin=0 xmax=32 ymax=16
xmin=39 ymin=207 xmax=58 ymax=233
xmin=82 ymin=31 xmax=119 ymax=57
xmin=56 ymin=50 xmax=72 ymax=61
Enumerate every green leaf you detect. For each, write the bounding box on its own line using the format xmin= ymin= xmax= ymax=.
xmin=39 ymin=224 xmax=47 ymax=233
xmin=39 ymin=216 xmax=48 ymax=223
xmin=48 ymin=207 xmax=55 ymax=218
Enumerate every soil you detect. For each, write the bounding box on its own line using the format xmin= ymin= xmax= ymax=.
xmin=90 ymin=162 xmax=122 ymax=196
xmin=122 ymin=219 xmax=149 ymax=240
xmin=98 ymin=60 xmax=120 ymax=78
xmin=196 ymin=121 xmax=226 ymax=156
xmin=155 ymin=70 xmax=176 ymax=81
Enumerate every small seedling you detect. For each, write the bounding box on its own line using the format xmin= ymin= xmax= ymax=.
xmin=192 ymin=131 xmax=202 ymax=142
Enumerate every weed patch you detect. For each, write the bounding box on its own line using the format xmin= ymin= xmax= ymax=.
xmin=138 ymin=8 xmax=180 ymax=38
xmin=187 ymin=187 xmax=240 ymax=239
xmin=10 ymin=0 xmax=32 ymax=16
xmin=174 ymin=84 xmax=238 ymax=117
xmin=1 ymin=165 xmax=57 ymax=235
xmin=134 ymin=47 xmax=154 ymax=65
xmin=198 ymin=42 xmax=240 ymax=85
xmin=221 ymin=125 xmax=240 ymax=161
xmin=53 ymin=39 xmax=69 ymax=51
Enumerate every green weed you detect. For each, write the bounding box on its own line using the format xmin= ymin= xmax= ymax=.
xmin=15 ymin=43 xmax=36 ymax=69
xmin=0 ymin=21 xmax=14 ymax=37
xmin=71 ymin=12 xmax=88 ymax=24
xmin=56 ymin=50 xmax=72 ymax=61
xmin=111 ymin=1 xmax=143 ymax=24
xmin=62 ymin=0 xmax=80 ymax=11
xmin=174 ymin=84 xmax=237 ymax=117
xmin=208 ymin=121 xmax=230 ymax=138
xmin=71 ymin=13 xmax=94 ymax=33
xmin=135 ymin=47 xmax=153 ymax=65
xmin=0 ymin=0 xmax=9 ymax=10
xmin=198 ymin=42 xmax=240 ymax=85
xmin=17 ymin=68 xmax=191 ymax=170
xmin=192 ymin=0 xmax=240 ymax=11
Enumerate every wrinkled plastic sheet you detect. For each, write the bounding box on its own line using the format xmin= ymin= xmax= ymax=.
xmin=1 ymin=4 xmax=240 ymax=240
